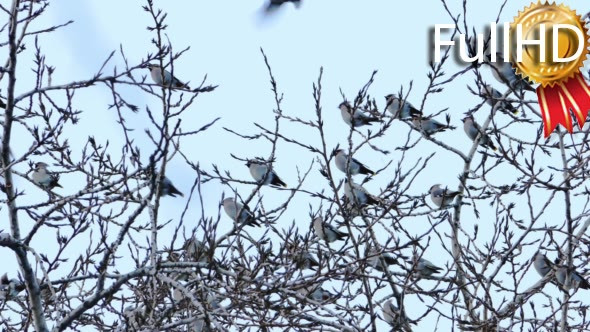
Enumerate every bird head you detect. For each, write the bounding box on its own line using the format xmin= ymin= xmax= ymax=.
xmin=429 ymin=184 xmax=441 ymax=193
xmin=461 ymin=115 xmax=474 ymax=123
xmin=220 ymin=197 xmax=233 ymax=207
xmin=331 ymin=148 xmax=344 ymax=157
xmin=35 ymin=162 xmax=48 ymax=170
xmin=338 ymin=101 xmax=351 ymax=111
xmin=384 ymin=94 xmax=396 ymax=103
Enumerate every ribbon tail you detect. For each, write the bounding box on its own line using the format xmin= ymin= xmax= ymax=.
xmin=538 ymin=85 xmax=571 ymax=137
xmin=558 ymin=73 xmax=590 ymax=129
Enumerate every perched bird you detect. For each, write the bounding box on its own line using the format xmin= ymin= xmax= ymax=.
xmin=429 ymin=184 xmax=461 ymax=208
xmin=367 ymin=247 xmax=400 ymax=272
xmin=339 ymin=101 xmax=380 ymax=127
xmin=32 ymin=162 xmax=62 ymax=189
xmin=0 ymin=274 xmax=25 ymax=300
xmin=556 ymin=266 xmax=590 ymax=290
xmin=382 ymin=300 xmax=412 ymax=332
xmin=416 ymin=257 xmax=443 ymax=277
xmin=482 ymin=84 xmax=519 ymax=115
xmin=297 ymin=284 xmax=334 ymax=302
xmin=488 ymin=53 xmax=535 ymax=92
xmin=411 ymin=116 xmax=453 ymax=135
xmin=344 ymin=179 xmax=379 ymax=206
xmin=246 ymin=159 xmax=286 ymax=187
xmin=158 ymin=176 xmax=184 ymax=197
xmin=146 ymin=64 xmax=189 ymax=89
xmin=263 ymin=0 xmax=301 ymax=14
xmin=190 ymin=318 xmax=211 ymax=332
xmin=312 ymin=216 xmax=348 ymax=243
xmin=287 ymin=241 xmax=320 ymax=270
xmin=333 ymin=149 xmax=375 ymax=176
xmin=463 ymin=116 xmax=497 ymax=151
xmin=385 ymin=95 xmax=422 ymax=119
xmin=532 ymin=252 xmax=552 ymax=277
xmin=183 ymin=237 xmax=208 ymax=263
xmin=221 ymin=197 xmax=260 ymax=227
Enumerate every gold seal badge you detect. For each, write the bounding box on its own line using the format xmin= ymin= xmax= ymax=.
xmin=510 ymin=2 xmax=589 ymax=87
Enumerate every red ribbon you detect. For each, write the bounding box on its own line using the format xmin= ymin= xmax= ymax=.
xmin=537 ymin=73 xmax=590 ymax=137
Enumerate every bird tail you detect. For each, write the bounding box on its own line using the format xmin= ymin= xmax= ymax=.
xmin=360 ymin=165 xmax=376 ymax=176
xmin=175 ymin=81 xmax=189 ymax=89
xmin=170 ymin=185 xmax=184 ymax=197
xmin=367 ymin=117 xmax=381 ymax=123
xmin=272 ymin=177 xmax=287 ymax=187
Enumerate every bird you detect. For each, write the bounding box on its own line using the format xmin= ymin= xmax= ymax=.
xmin=221 ymin=197 xmax=260 ymax=227
xmin=263 ymin=0 xmax=301 ymax=14
xmin=382 ymin=300 xmax=413 ymax=332
xmin=555 ymin=266 xmax=590 ymax=290
xmin=287 ymin=241 xmax=320 ymax=270
xmin=297 ymin=284 xmax=334 ymax=302
xmin=146 ymin=64 xmax=189 ymax=89
xmin=158 ymin=176 xmax=184 ymax=197
xmin=482 ymin=84 xmax=519 ymax=115
xmin=246 ymin=159 xmax=286 ymax=187
xmin=31 ymin=162 xmax=62 ymax=189
xmin=487 ymin=53 xmax=535 ymax=92
xmin=333 ymin=149 xmax=375 ymax=176
xmin=411 ymin=115 xmax=454 ymax=135
xmin=190 ymin=318 xmax=211 ymax=332
xmin=339 ymin=101 xmax=380 ymax=127
xmin=385 ymin=95 xmax=422 ymax=119
xmin=312 ymin=216 xmax=348 ymax=243
xmin=367 ymin=247 xmax=400 ymax=272
xmin=429 ymin=184 xmax=461 ymax=208
xmin=183 ymin=237 xmax=208 ymax=263
xmin=532 ymin=252 xmax=552 ymax=277
xmin=463 ymin=116 xmax=497 ymax=151
xmin=344 ymin=179 xmax=379 ymax=206
xmin=584 ymin=12 xmax=589 ymax=22
xmin=416 ymin=257 xmax=443 ymax=277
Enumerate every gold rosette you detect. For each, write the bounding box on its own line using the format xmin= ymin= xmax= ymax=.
xmin=510 ymin=2 xmax=590 ymax=137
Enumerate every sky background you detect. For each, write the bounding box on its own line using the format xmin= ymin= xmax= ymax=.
xmin=1 ymin=0 xmax=590 ymax=330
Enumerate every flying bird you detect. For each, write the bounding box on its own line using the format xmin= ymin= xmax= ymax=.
xmin=333 ymin=149 xmax=375 ymax=176
xmin=32 ymin=162 xmax=62 ymax=189
xmin=146 ymin=64 xmax=189 ymax=89
xmin=429 ymin=184 xmax=461 ymax=208
xmin=339 ymin=101 xmax=380 ymax=127
xmin=532 ymin=252 xmax=552 ymax=277
xmin=488 ymin=53 xmax=535 ymax=92
xmin=344 ymin=179 xmax=379 ymax=206
xmin=463 ymin=116 xmax=498 ymax=151
xmin=416 ymin=257 xmax=443 ymax=277
xmin=482 ymin=84 xmax=519 ymax=115
xmin=246 ymin=159 xmax=287 ymax=187
xmin=385 ymin=95 xmax=422 ymax=119
xmin=312 ymin=216 xmax=348 ymax=243
xmin=382 ymin=300 xmax=413 ymax=332
xmin=555 ymin=266 xmax=590 ymax=290
xmin=221 ymin=197 xmax=260 ymax=227
xmin=412 ymin=115 xmax=454 ymax=135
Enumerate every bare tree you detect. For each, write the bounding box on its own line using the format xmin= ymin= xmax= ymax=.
xmin=1 ymin=1 xmax=590 ymax=331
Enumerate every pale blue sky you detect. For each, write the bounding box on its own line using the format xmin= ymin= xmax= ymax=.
xmin=2 ymin=0 xmax=589 ymax=330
